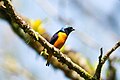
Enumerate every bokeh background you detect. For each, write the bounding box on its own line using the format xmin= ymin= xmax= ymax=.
xmin=0 ymin=0 xmax=120 ymax=80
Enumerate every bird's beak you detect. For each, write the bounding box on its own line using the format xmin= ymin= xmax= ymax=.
xmin=72 ymin=28 xmax=75 ymax=31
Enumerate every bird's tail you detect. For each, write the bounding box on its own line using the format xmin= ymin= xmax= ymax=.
xmin=46 ymin=53 xmax=52 ymax=66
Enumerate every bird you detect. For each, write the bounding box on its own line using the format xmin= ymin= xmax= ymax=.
xmin=46 ymin=26 xmax=75 ymax=66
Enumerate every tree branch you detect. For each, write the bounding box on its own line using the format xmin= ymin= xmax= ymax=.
xmin=93 ymin=48 xmax=103 ymax=79
xmin=101 ymin=42 xmax=120 ymax=64
xmin=94 ymin=41 xmax=120 ymax=79
xmin=0 ymin=0 xmax=95 ymax=80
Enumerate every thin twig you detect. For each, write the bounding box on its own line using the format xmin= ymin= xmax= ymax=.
xmin=99 ymin=48 xmax=103 ymax=63
xmin=93 ymin=48 xmax=103 ymax=79
xmin=101 ymin=41 xmax=120 ymax=64
xmin=94 ymin=41 xmax=120 ymax=79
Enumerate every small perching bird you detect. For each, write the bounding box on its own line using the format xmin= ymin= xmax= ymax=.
xmin=46 ymin=26 xmax=75 ymax=66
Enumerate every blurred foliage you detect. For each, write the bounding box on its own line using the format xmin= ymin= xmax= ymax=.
xmin=106 ymin=59 xmax=116 ymax=80
xmin=0 ymin=54 xmax=37 ymax=80
xmin=29 ymin=19 xmax=46 ymax=34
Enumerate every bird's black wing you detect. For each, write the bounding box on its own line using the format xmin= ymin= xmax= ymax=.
xmin=49 ymin=31 xmax=59 ymax=45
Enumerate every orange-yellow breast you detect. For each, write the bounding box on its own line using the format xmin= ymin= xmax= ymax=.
xmin=54 ymin=32 xmax=67 ymax=49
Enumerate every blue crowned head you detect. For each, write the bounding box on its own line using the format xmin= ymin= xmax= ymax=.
xmin=61 ymin=25 xmax=75 ymax=35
